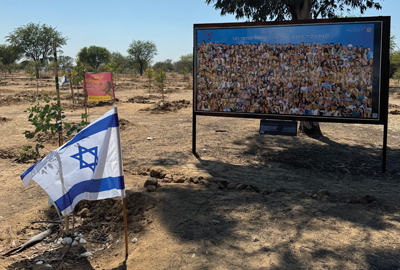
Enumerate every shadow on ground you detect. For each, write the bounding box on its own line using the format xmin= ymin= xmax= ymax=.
xmin=148 ymin=131 xmax=400 ymax=269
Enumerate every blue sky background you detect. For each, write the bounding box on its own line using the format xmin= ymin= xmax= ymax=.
xmin=0 ymin=0 xmax=398 ymax=63
xmin=196 ymin=23 xmax=376 ymax=49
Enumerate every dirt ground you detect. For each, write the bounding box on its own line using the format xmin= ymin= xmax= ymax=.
xmin=0 ymin=72 xmax=400 ymax=270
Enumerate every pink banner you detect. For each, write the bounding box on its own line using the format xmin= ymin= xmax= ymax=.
xmin=84 ymin=73 xmax=115 ymax=101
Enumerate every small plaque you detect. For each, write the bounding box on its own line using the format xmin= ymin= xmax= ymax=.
xmin=259 ymin=120 xmax=297 ymax=136
xmin=88 ymin=95 xmax=112 ymax=101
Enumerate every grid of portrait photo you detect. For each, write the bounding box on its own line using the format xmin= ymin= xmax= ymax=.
xmin=196 ymin=36 xmax=375 ymax=118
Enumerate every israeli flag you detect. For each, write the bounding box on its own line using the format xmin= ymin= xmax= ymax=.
xmin=21 ymin=106 xmax=125 ymax=216
xmin=59 ymin=75 xmax=70 ymax=86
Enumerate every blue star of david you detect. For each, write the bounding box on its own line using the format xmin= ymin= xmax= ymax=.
xmin=71 ymin=146 xmax=98 ymax=172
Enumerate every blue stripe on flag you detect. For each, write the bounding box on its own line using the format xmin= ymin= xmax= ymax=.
xmin=61 ymin=113 xmax=119 ymax=150
xmin=54 ymin=176 xmax=125 ymax=212
xmin=20 ymin=159 xmax=42 ymax=180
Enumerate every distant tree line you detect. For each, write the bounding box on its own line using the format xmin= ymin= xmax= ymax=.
xmin=0 ymin=22 xmax=192 ymax=81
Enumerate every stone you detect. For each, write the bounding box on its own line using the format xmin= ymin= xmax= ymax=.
xmin=209 ymin=177 xmax=229 ymax=187
xmin=80 ymin=252 xmax=93 ymax=257
xmin=132 ymin=238 xmax=138 ymax=243
xmin=161 ymin=178 xmax=172 ymax=183
xmin=210 ymin=183 xmax=219 ymax=189
xmin=212 ymin=220 xmax=221 ymax=224
xmin=71 ymin=240 xmax=78 ymax=247
xmin=36 ymin=261 xmax=43 ymax=265
xmin=150 ymin=169 xmax=166 ymax=179
xmin=173 ymin=176 xmax=186 ymax=183
xmin=235 ymin=183 xmax=247 ymax=190
xmin=200 ymin=179 xmax=210 ymax=186
xmin=45 ymin=264 xmax=52 ymax=268
xmin=79 ymin=238 xmax=87 ymax=244
xmin=62 ymin=237 xmax=72 ymax=245
xmin=217 ymin=182 xmax=226 ymax=189
xmin=78 ymin=208 xmax=90 ymax=218
xmin=164 ymin=174 xmax=173 ymax=180
xmin=146 ymin=185 xmax=156 ymax=192
xmin=227 ymin=183 xmax=236 ymax=190
xmin=144 ymin=178 xmax=158 ymax=187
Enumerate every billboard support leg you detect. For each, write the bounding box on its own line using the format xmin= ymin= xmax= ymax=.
xmin=193 ymin=113 xmax=197 ymax=156
xmin=382 ymin=121 xmax=388 ymax=173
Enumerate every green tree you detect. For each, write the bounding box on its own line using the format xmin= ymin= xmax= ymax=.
xmin=206 ymin=0 xmax=382 ymax=21
xmin=390 ymin=51 xmax=400 ymax=78
xmin=393 ymin=68 xmax=400 ymax=85
xmin=6 ymin=22 xmax=67 ymax=78
xmin=70 ymin=62 xmax=88 ymax=101
xmin=25 ymin=61 xmax=41 ymax=95
xmin=58 ymin=55 xmax=73 ymax=72
xmin=110 ymin=51 xmax=129 ymax=70
xmin=155 ymin=68 xmax=167 ymax=103
xmin=21 ymin=93 xmax=89 ymax=161
xmin=205 ymin=0 xmax=383 ymax=136
xmin=174 ymin=53 xmax=193 ymax=74
xmin=127 ymin=40 xmax=157 ymax=76
xmin=144 ymin=68 xmax=154 ymax=92
xmin=0 ymin=44 xmax=21 ymax=77
xmin=105 ymin=62 xmax=123 ymax=86
xmin=77 ymin=46 xmax=111 ymax=70
xmin=153 ymin=59 xmax=174 ymax=72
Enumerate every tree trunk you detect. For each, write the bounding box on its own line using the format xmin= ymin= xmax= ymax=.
xmin=36 ymin=68 xmax=40 ymax=79
xmin=296 ymin=0 xmax=322 ymax=136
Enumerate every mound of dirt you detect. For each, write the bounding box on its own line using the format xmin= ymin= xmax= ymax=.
xmin=390 ymin=109 xmax=400 ymax=115
xmin=73 ymin=191 xmax=157 ymax=236
xmin=87 ymin=100 xmax=118 ymax=108
xmin=127 ymin=96 xmax=155 ymax=104
xmin=0 ymin=117 xmax=9 ymax=122
xmin=0 ymin=95 xmax=26 ymax=106
xmin=119 ymin=118 xmax=133 ymax=131
xmin=0 ymin=148 xmax=16 ymax=159
xmin=140 ymin=100 xmax=191 ymax=113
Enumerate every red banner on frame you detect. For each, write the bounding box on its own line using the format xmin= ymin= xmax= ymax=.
xmin=84 ymin=73 xmax=115 ymax=101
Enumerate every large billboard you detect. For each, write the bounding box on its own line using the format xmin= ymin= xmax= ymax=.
xmin=194 ymin=17 xmax=390 ymax=124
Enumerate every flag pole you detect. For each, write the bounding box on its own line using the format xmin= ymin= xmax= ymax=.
xmin=114 ymin=106 xmax=128 ymax=257
xmin=122 ymin=198 xmax=129 ymax=257
xmin=53 ymin=42 xmax=69 ymax=235
xmin=83 ymin=75 xmax=88 ymax=123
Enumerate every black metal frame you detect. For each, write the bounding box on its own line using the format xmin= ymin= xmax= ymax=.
xmin=192 ymin=16 xmax=390 ymax=172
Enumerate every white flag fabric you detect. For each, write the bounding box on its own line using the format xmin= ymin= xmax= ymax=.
xmin=21 ymin=106 xmax=125 ymax=216
xmin=59 ymin=75 xmax=70 ymax=86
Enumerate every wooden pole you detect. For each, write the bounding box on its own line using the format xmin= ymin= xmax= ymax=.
xmin=53 ymin=42 xmax=68 ymax=235
xmin=122 ymin=198 xmax=129 ymax=257
xmin=114 ymin=106 xmax=128 ymax=257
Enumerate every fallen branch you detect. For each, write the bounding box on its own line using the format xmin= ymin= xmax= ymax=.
xmin=1 ymin=225 xmax=58 ymax=257
xmin=31 ymin=220 xmax=62 ymax=224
